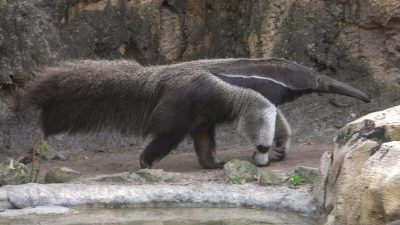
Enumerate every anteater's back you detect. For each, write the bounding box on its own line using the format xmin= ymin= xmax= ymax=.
xmin=27 ymin=60 xmax=162 ymax=137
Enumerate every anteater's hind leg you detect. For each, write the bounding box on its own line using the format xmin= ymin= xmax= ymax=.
xmin=190 ymin=124 xmax=224 ymax=169
xmin=140 ymin=96 xmax=194 ymax=168
xmin=269 ymin=109 xmax=291 ymax=161
xmin=140 ymin=133 xmax=185 ymax=168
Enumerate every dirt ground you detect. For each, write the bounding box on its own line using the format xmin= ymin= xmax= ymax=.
xmin=37 ymin=144 xmax=330 ymax=181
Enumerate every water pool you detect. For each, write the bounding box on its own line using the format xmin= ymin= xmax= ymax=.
xmin=0 ymin=207 xmax=319 ymax=225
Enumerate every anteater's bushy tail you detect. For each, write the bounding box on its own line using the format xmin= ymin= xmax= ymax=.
xmin=24 ymin=60 xmax=160 ymax=137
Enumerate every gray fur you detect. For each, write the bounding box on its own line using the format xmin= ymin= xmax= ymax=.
xmin=180 ymin=58 xmax=371 ymax=103
xmin=25 ymin=58 xmax=370 ymax=168
xmin=25 ymin=59 xmax=277 ymax=168
xmin=176 ymin=58 xmax=370 ymax=162
xmin=269 ymin=109 xmax=291 ymax=161
xmin=253 ymin=151 xmax=269 ymax=166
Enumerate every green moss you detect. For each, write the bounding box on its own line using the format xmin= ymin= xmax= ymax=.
xmin=226 ymin=174 xmax=242 ymax=184
xmin=0 ymin=0 xmax=7 ymax=7
xmin=223 ymin=159 xmax=258 ymax=184
xmin=288 ymin=173 xmax=304 ymax=186
xmin=28 ymin=141 xmax=50 ymax=183
xmin=259 ymin=170 xmax=285 ymax=186
xmin=287 ymin=167 xmax=319 ymax=186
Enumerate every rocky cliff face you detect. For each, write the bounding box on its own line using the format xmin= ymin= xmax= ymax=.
xmin=0 ymin=0 xmax=399 ymax=156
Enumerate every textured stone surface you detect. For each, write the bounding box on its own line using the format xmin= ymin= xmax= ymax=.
xmin=359 ymin=142 xmax=400 ymax=224
xmin=315 ymin=105 xmax=400 ymax=225
xmin=162 ymin=172 xmax=191 ymax=183
xmin=0 ymin=183 xmax=317 ymax=214
xmin=313 ymin=151 xmax=332 ymax=208
xmin=44 ymin=167 xmax=81 ymax=184
xmin=387 ymin=220 xmax=400 ymax=225
xmin=136 ymin=169 xmax=164 ymax=182
xmin=0 ymin=206 xmax=72 ymax=217
xmin=259 ymin=170 xmax=285 ymax=186
xmin=294 ymin=166 xmax=319 ymax=184
xmin=223 ymin=160 xmax=258 ymax=184
xmin=0 ymin=159 xmax=28 ymax=186
xmin=89 ymin=172 xmax=138 ymax=183
xmin=0 ymin=188 xmax=11 ymax=210
xmin=87 ymin=171 xmax=197 ymax=184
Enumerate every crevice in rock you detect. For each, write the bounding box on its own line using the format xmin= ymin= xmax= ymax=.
xmin=159 ymin=0 xmax=185 ymax=62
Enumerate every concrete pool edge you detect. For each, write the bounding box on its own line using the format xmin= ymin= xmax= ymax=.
xmin=0 ymin=183 xmax=318 ymax=216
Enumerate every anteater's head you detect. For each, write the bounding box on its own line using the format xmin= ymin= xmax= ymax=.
xmin=237 ymin=101 xmax=277 ymax=167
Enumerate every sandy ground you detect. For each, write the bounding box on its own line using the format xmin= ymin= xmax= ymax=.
xmin=37 ymin=144 xmax=330 ymax=181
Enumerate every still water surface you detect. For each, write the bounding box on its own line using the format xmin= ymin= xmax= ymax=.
xmin=0 ymin=207 xmax=319 ymax=225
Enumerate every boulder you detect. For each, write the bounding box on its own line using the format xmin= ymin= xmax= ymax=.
xmin=259 ymin=170 xmax=285 ymax=186
xmin=162 ymin=172 xmax=189 ymax=183
xmin=44 ymin=167 xmax=81 ymax=184
xmin=223 ymin=160 xmax=258 ymax=184
xmin=294 ymin=166 xmax=319 ymax=184
xmin=355 ymin=0 xmax=400 ymax=28
xmin=136 ymin=169 xmax=164 ymax=182
xmin=0 ymin=159 xmax=28 ymax=186
xmin=315 ymin=105 xmax=400 ymax=225
xmin=387 ymin=220 xmax=400 ymax=225
xmin=90 ymin=172 xmax=134 ymax=183
xmin=0 ymin=188 xmax=11 ymax=210
xmin=2 ymin=183 xmax=317 ymax=214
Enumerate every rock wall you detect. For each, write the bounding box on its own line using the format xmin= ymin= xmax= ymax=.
xmin=0 ymin=0 xmax=399 ymax=156
xmin=314 ymin=105 xmax=400 ymax=225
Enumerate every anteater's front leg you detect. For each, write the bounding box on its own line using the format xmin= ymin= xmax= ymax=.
xmin=190 ymin=124 xmax=224 ymax=169
xmin=269 ymin=109 xmax=291 ymax=162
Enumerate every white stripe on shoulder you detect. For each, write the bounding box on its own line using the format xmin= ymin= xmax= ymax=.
xmin=219 ymin=74 xmax=288 ymax=88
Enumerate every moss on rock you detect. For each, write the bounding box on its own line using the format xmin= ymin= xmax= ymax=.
xmin=44 ymin=167 xmax=81 ymax=184
xmin=223 ymin=159 xmax=258 ymax=184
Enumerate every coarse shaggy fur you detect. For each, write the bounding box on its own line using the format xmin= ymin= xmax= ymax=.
xmin=26 ymin=59 xmax=269 ymax=138
xmin=23 ymin=58 xmax=370 ymax=168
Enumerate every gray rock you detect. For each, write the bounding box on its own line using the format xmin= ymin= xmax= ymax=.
xmin=51 ymin=153 xmax=67 ymax=161
xmin=0 ymin=189 xmax=11 ymax=210
xmin=44 ymin=167 xmax=81 ymax=184
xmin=0 ymin=159 xmax=28 ymax=186
xmin=223 ymin=160 xmax=258 ymax=184
xmin=317 ymin=106 xmax=400 ymax=225
xmin=1 ymin=183 xmax=317 ymax=214
xmin=387 ymin=219 xmax=400 ymax=225
xmin=0 ymin=206 xmax=72 ymax=217
xmin=313 ymin=151 xmax=332 ymax=208
xmin=90 ymin=172 xmax=143 ymax=183
xmin=162 ymin=172 xmax=189 ymax=183
xmin=294 ymin=166 xmax=319 ymax=184
xmin=259 ymin=170 xmax=285 ymax=186
xmin=0 ymin=111 xmax=7 ymax=125
xmin=136 ymin=169 xmax=164 ymax=182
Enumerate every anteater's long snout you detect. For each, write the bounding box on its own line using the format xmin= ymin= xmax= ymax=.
xmin=320 ymin=76 xmax=371 ymax=103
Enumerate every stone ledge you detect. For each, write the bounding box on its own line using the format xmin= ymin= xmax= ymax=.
xmin=0 ymin=183 xmax=317 ymax=215
xmin=0 ymin=206 xmax=72 ymax=217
